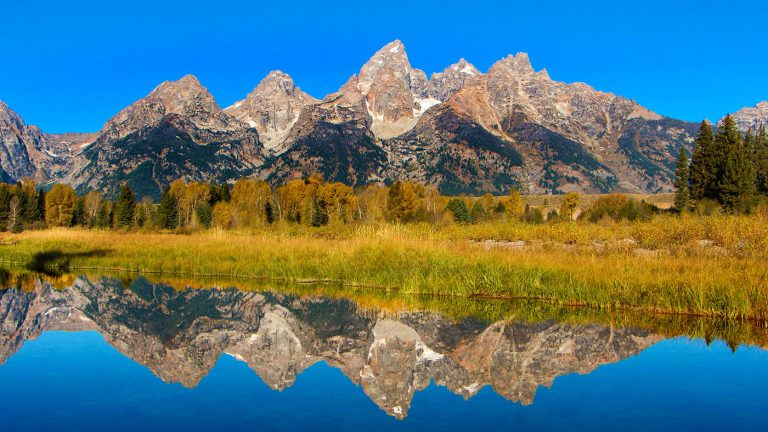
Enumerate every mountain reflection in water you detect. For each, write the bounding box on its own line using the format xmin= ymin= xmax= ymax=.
xmin=0 ymin=274 xmax=765 ymax=425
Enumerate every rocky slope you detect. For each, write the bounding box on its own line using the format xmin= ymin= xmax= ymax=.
xmin=0 ymin=102 xmax=76 ymax=183
xmin=1 ymin=40 xmax=714 ymax=195
xmin=727 ymin=101 xmax=768 ymax=131
xmin=63 ymin=75 xmax=264 ymax=198
xmin=224 ymin=71 xmax=318 ymax=150
xmin=263 ymin=41 xmax=698 ymax=194
xmin=0 ymin=276 xmax=661 ymax=418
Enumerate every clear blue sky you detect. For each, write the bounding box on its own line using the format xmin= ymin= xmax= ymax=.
xmin=2 ymin=0 xmax=766 ymax=132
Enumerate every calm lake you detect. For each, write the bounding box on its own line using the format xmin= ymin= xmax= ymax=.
xmin=1 ymin=274 xmax=767 ymax=431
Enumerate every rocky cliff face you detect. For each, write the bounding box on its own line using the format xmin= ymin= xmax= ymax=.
xmin=266 ymin=41 xmax=697 ymax=194
xmin=1 ymin=40 xmax=708 ymax=195
xmin=355 ymin=40 xmax=436 ymax=139
xmin=0 ymin=276 xmax=661 ymax=419
xmin=224 ymin=71 xmax=318 ymax=150
xmin=63 ymin=75 xmax=264 ymax=198
xmin=428 ymin=58 xmax=482 ymax=101
xmin=397 ymin=52 xmax=697 ymax=193
xmin=727 ymin=101 xmax=768 ymax=131
xmin=0 ymin=102 xmax=76 ymax=183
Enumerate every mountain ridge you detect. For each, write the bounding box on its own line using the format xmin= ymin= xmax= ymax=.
xmin=1 ymin=40 xmax=758 ymax=197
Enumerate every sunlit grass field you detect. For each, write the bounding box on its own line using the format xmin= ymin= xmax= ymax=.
xmin=1 ymin=213 xmax=767 ymax=320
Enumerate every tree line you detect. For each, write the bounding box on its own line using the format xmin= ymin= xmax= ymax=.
xmin=675 ymin=115 xmax=768 ymax=213
xmin=0 ymin=172 xmax=676 ymax=233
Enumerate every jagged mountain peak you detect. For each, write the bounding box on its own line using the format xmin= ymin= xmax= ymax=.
xmin=354 ymin=40 xmax=434 ymax=138
xmin=427 ymin=59 xmax=483 ymax=101
xmin=225 ymin=70 xmax=317 ymax=149
xmin=4 ymin=40 xmax=710 ymax=197
xmin=380 ymin=39 xmax=406 ymax=55
xmin=0 ymin=100 xmax=22 ymax=125
xmin=246 ymin=70 xmax=317 ymax=103
xmin=0 ymin=100 xmax=63 ymax=182
xmin=447 ymin=58 xmax=481 ymax=76
xmin=94 ymin=73 xmax=248 ymax=145
xmin=252 ymin=71 xmax=298 ymax=94
xmin=146 ymin=73 xmax=220 ymax=114
xmin=491 ymin=52 xmax=537 ymax=76
xmin=358 ymin=40 xmax=413 ymax=92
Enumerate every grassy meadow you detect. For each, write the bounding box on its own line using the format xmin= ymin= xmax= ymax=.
xmin=1 ymin=210 xmax=767 ymax=321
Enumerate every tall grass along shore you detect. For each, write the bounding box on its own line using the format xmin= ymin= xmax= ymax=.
xmin=1 ymin=213 xmax=767 ymax=321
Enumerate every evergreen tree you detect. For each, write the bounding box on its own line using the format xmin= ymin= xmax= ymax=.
xmin=265 ymin=201 xmax=275 ymax=224
xmin=310 ymin=198 xmax=328 ymax=227
xmin=673 ymin=147 xmax=690 ymax=212
xmin=114 ymin=184 xmax=136 ymax=228
xmin=209 ymin=183 xmax=231 ymax=205
xmin=756 ymin=125 xmax=768 ymax=195
xmin=718 ymin=116 xmax=755 ymax=212
xmin=446 ymin=198 xmax=469 ymax=223
xmin=36 ymin=189 xmax=46 ymax=224
xmin=23 ymin=185 xmax=41 ymax=224
xmin=546 ymin=209 xmax=560 ymax=222
xmin=493 ymin=202 xmax=506 ymax=216
xmin=72 ymin=197 xmax=86 ymax=226
xmin=522 ymin=206 xmax=544 ymax=224
xmin=95 ymin=201 xmax=113 ymax=228
xmin=0 ymin=186 xmax=10 ymax=230
xmin=689 ymin=121 xmax=716 ymax=201
xmin=158 ymin=189 xmax=178 ymax=229
xmin=469 ymin=201 xmax=487 ymax=223
xmin=195 ymin=203 xmax=213 ymax=229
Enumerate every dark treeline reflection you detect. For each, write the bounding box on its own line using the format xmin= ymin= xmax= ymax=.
xmin=0 ymin=274 xmax=763 ymax=419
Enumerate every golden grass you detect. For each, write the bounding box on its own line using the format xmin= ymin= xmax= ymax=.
xmin=1 ymin=215 xmax=767 ymax=320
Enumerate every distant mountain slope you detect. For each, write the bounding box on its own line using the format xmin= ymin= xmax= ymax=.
xmin=726 ymin=101 xmax=767 ymax=131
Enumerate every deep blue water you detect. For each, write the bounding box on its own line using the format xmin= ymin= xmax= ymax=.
xmin=1 ymin=331 xmax=766 ymax=432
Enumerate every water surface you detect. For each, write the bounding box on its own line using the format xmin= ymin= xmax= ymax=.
xmin=1 ymin=274 xmax=766 ymax=431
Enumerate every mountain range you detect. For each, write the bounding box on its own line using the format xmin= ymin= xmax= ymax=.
xmin=1 ymin=40 xmax=765 ymax=198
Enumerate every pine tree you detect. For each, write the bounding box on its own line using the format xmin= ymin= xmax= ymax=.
xmin=195 ymin=203 xmax=213 ymax=228
xmin=158 ymin=189 xmax=178 ymax=229
xmin=72 ymin=197 xmax=86 ymax=226
xmin=689 ymin=121 xmax=716 ymax=201
xmin=310 ymin=198 xmax=328 ymax=227
xmin=264 ymin=201 xmax=275 ymax=224
xmin=718 ymin=116 xmax=755 ymax=212
xmin=469 ymin=201 xmax=487 ymax=223
xmin=95 ymin=201 xmax=113 ymax=228
xmin=754 ymin=125 xmax=768 ymax=195
xmin=673 ymin=147 xmax=690 ymax=212
xmin=446 ymin=198 xmax=469 ymax=223
xmin=0 ymin=186 xmax=10 ymax=231
xmin=114 ymin=184 xmax=136 ymax=228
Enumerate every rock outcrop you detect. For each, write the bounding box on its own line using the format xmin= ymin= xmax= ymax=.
xmin=0 ymin=102 xmax=75 ymax=182
xmin=225 ymin=71 xmax=318 ymax=150
xmin=727 ymin=101 xmax=768 ymax=131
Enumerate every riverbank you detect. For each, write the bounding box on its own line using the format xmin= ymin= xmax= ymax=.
xmin=0 ymin=216 xmax=767 ymax=320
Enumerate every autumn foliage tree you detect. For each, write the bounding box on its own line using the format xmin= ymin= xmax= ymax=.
xmin=45 ymin=184 xmax=77 ymax=227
